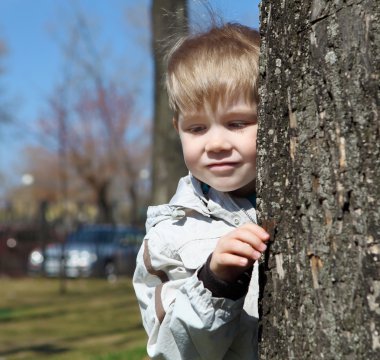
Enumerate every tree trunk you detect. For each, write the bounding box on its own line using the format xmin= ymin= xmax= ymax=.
xmin=151 ymin=0 xmax=188 ymax=205
xmin=257 ymin=1 xmax=380 ymax=359
xmin=97 ymin=181 xmax=114 ymax=224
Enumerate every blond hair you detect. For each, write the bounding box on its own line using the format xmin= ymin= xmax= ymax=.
xmin=165 ymin=23 xmax=260 ymax=118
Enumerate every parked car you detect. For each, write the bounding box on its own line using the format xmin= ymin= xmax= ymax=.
xmin=28 ymin=225 xmax=144 ymax=280
xmin=0 ymin=225 xmax=60 ymax=277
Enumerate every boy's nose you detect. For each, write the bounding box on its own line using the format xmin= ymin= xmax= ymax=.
xmin=204 ymin=132 xmax=232 ymax=153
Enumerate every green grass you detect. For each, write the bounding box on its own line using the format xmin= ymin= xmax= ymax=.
xmin=0 ymin=277 xmax=149 ymax=359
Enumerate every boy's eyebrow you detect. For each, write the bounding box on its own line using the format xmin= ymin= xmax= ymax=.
xmin=222 ymin=109 xmax=257 ymax=120
xmin=224 ymin=110 xmax=257 ymax=117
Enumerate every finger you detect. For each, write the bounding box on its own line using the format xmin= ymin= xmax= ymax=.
xmin=240 ymin=223 xmax=270 ymax=241
xmin=229 ymin=228 xmax=268 ymax=252
xmin=220 ymin=239 xmax=262 ymax=261
xmin=217 ymin=252 xmax=254 ymax=268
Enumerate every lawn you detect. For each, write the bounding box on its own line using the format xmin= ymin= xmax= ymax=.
xmin=0 ymin=277 xmax=148 ymax=359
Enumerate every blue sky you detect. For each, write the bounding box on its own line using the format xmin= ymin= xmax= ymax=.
xmin=0 ymin=0 xmax=259 ymax=195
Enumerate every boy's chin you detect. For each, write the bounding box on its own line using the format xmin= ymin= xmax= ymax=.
xmin=212 ymin=180 xmax=256 ymax=197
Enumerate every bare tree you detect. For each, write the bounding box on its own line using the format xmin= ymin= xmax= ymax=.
xmin=257 ymin=0 xmax=380 ymax=358
xmin=0 ymin=39 xmax=11 ymax=124
xmin=39 ymin=12 xmax=149 ymax=225
xmin=151 ymin=0 xmax=188 ymax=205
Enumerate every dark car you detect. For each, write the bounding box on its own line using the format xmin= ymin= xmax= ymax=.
xmin=28 ymin=225 xmax=144 ymax=280
xmin=1 ymin=225 xmax=60 ymax=277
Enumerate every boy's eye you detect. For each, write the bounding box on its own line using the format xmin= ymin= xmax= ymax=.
xmin=187 ymin=125 xmax=206 ymax=134
xmin=228 ymin=121 xmax=249 ymax=129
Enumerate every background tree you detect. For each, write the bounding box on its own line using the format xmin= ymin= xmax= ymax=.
xmin=150 ymin=0 xmax=188 ymax=205
xmin=0 ymin=38 xmax=11 ymax=124
xmin=257 ymin=0 xmax=379 ymax=358
xmin=0 ymin=36 xmax=16 ymax=202
xmin=36 ymin=12 xmax=150 ymax=226
xmin=0 ymin=38 xmax=8 ymax=189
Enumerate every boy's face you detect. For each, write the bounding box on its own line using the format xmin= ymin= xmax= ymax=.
xmin=175 ymin=96 xmax=258 ymax=197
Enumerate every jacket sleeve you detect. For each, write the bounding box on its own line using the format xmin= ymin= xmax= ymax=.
xmin=132 ymin=231 xmax=245 ymax=360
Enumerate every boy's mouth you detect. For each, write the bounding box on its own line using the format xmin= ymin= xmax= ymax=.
xmin=207 ymin=162 xmax=239 ymax=170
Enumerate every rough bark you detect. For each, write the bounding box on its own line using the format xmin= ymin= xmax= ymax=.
xmin=257 ymin=0 xmax=380 ymax=359
xmin=151 ymin=0 xmax=188 ymax=205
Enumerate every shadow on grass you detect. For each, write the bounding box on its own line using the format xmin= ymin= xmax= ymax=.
xmin=0 ymin=307 xmax=68 ymax=323
xmin=0 ymin=343 xmax=69 ymax=357
xmin=63 ymin=321 xmax=145 ymax=344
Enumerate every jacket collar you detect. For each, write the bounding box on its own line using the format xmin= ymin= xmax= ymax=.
xmin=145 ymin=174 xmax=256 ymax=231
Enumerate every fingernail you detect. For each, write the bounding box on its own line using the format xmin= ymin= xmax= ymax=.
xmin=253 ymin=251 xmax=261 ymax=260
xmin=260 ymin=243 xmax=267 ymax=252
xmin=240 ymin=258 xmax=249 ymax=266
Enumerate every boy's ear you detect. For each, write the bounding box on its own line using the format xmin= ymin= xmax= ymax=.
xmin=172 ymin=117 xmax=179 ymax=132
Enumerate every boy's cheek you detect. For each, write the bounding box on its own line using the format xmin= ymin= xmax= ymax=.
xmin=182 ymin=150 xmax=198 ymax=173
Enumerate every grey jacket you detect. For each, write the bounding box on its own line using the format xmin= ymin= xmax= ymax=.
xmin=133 ymin=174 xmax=259 ymax=360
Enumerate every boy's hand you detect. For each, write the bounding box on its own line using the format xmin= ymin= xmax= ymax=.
xmin=210 ymin=223 xmax=270 ymax=283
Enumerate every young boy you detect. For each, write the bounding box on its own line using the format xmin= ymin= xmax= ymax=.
xmin=133 ymin=23 xmax=269 ymax=359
